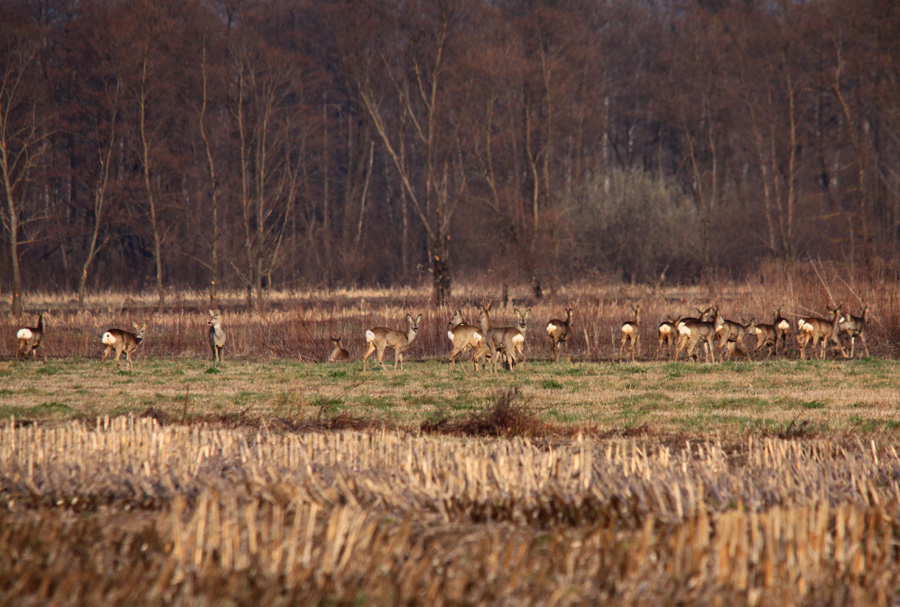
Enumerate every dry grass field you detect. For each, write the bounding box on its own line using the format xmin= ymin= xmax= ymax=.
xmin=2 ymin=269 xmax=900 ymax=605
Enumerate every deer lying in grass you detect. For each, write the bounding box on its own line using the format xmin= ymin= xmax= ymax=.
xmin=796 ymin=305 xmax=846 ymax=360
xmin=838 ymin=305 xmax=870 ymax=358
xmin=747 ymin=319 xmax=776 ymax=359
xmin=16 ymin=313 xmax=45 ymax=362
xmin=329 ymin=336 xmax=350 ymax=362
xmin=773 ymin=305 xmax=791 ymax=356
xmin=480 ymin=302 xmax=530 ymax=372
xmin=619 ymin=305 xmax=641 ymax=362
xmin=447 ymin=308 xmax=489 ymax=371
xmin=546 ymin=308 xmax=573 ymax=362
xmin=363 ymin=313 xmax=422 ymax=371
xmin=675 ymin=307 xmax=716 ymax=362
xmin=208 ymin=309 xmax=226 ymax=362
xmin=101 ymin=321 xmax=148 ymax=371
xmin=655 ymin=317 xmax=679 ymax=360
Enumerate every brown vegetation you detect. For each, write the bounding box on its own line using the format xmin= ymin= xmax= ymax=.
xmin=1 ymin=416 xmax=899 ymax=605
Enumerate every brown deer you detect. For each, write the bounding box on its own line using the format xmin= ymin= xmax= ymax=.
xmin=101 ymin=321 xmax=148 ymax=371
xmin=479 ymin=302 xmax=530 ymax=372
xmin=796 ymin=305 xmax=846 ymax=360
xmin=546 ymin=307 xmax=574 ymax=362
xmin=747 ymin=319 xmax=776 ymax=359
xmin=447 ymin=308 xmax=489 ymax=371
xmin=773 ymin=306 xmax=791 ymax=356
xmin=838 ymin=305 xmax=870 ymax=359
xmin=715 ymin=314 xmax=749 ymax=352
xmin=363 ymin=313 xmax=422 ymax=371
xmin=619 ymin=305 xmax=641 ymax=361
xmin=725 ymin=339 xmax=751 ymax=361
xmin=655 ymin=316 xmax=679 ymax=360
xmin=208 ymin=309 xmax=226 ymax=362
xmin=674 ymin=307 xmax=717 ymax=362
xmin=329 ymin=336 xmax=350 ymax=362
xmin=16 ymin=313 xmax=45 ymax=362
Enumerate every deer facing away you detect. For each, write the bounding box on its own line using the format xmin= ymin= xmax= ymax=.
xmin=16 ymin=313 xmax=45 ymax=362
xmin=546 ymin=308 xmax=574 ymax=362
xmin=363 ymin=313 xmax=422 ymax=371
xmin=796 ymin=305 xmax=846 ymax=360
xmin=620 ymin=305 xmax=641 ymax=361
xmin=656 ymin=317 xmax=679 ymax=360
xmin=447 ymin=309 xmax=489 ymax=371
xmin=101 ymin=321 xmax=148 ymax=371
xmin=208 ymin=309 xmax=226 ymax=362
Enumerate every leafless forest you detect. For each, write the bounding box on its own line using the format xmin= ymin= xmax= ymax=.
xmin=2 ymin=0 xmax=900 ymax=313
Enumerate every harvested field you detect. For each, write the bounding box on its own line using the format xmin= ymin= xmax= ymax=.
xmin=1 ymin=418 xmax=899 ymax=605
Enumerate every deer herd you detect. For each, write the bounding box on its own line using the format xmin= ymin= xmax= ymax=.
xmin=13 ymin=301 xmax=871 ymax=371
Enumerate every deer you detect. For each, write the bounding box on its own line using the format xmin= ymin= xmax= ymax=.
xmin=447 ymin=308 xmax=489 ymax=371
xmin=16 ymin=313 xmax=45 ymax=362
xmin=546 ymin=307 xmax=574 ymax=362
xmin=101 ymin=321 xmax=148 ymax=371
xmin=796 ymin=305 xmax=846 ymax=360
xmin=725 ymin=339 xmax=751 ymax=362
xmin=674 ymin=306 xmax=717 ymax=362
xmin=773 ymin=305 xmax=791 ymax=356
xmin=479 ymin=302 xmax=530 ymax=372
xmin=655 ymin=316 xmax=679 ymax=360
xmin=838 ymin=305 xmax=870 ymax=359
xmin=208 ymin=309 xmax=226 ymax=362
xmin=747 ymin=319 xmax=777 ymax=359
xmin=715 ymin=313 xmax=749 ymax=352
xmin=329 ymin=336 xmax=350 ymax=362
xmin=619 ymin=305 xmax=641 ymax=361
xmin=363 ymin=313 xmax=422 ymax=371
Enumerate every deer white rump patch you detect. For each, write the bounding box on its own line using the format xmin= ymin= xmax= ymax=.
xmin=102 ymin=332 xmax=117 ymax=346
xmin=474 ymin=333 xmax=483 ymax=343
xmin=447 ymin=330 xmax=455 ymax=341
xmin=546 ymin=322 xmax=559 ymax=334
xmin=776 ymin=320 xmax=790 ymax=331
xmin=659 ymin=325 xmax=673 ymax=335
xmin=17 ymin=328 xmax=32 ymax=340
xmin=621 ymin=324 xmax=635 ymax=336
xmin=677 ymin=323 xmax=692 ymax=337
xmin=512 ymin=334 xmax=525 ymax=345
xmin=365 ymin=330 xmax=375 ymax=343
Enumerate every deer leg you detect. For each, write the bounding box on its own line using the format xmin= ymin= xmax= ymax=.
xmin=362 ymin=342 xmax=377 ymax=371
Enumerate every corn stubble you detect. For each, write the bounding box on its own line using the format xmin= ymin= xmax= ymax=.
xmin=1 ymin=417 xmax=898 ymax=605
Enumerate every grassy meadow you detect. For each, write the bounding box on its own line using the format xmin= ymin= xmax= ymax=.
xmin=2 ymin=272 xmax=900 ymax=605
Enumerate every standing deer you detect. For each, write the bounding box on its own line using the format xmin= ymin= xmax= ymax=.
xmin=363 ymin=313 xmax=422 ymax=371
xmin=16 ymin=313 xmax=45 ymax=362
xmin=101 ymin=321 xmax=148 ymax=371
xmin=208 ymin=309 xmax=226 ymax=362
xmin=655 ymin=316 xmax=679 ymax=360
xmin=773 ymin=306 xmax=791 ymax=356
xmin=725 ymin=339 xmax=751 ymax=361
xmin=546 ymin=308 xmax=574 ymax=362
xmin=838 ymin=305 xmax=870 ymax=358
xmin=715 ymin=314 xmax=749 ymax=352
xmin=447 ymin=308 xmax=488 ymax=371
xmin=675 ymin=307 xmax=717 ymax=362
xmin=479 ymin=302 xmax=530 ymax=372
xmin=747 ymin=319 xmax=777 ymax=359
xmin=796 ymin=305 xmax=846 ymax=360
xmin=329 ymin=336 xmax=350 ymax=362
xmin=620 ymin=305 xmax=641 ymax=361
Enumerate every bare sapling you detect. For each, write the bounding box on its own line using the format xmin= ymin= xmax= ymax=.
xmin=363 ymin=313 xmax=422 ymax=371
xmin=208 ymin=309 xmax=226 ymax=362
xmin=655 ymin=316 xmax=679 ymax=360
xmin=838 ymin=305 xmax=870 ymax=358
xmin=796 ymin=305 xmax=846 ymax=360
xmin=101 ymin=321 xmax=149 ymax=371
xmin=16 ymin=313 xmax=45 ymax=362
xmin=329 ymin=336 xmax=350 ymax=362
xmin=447 ymin=308 xmax=488 ymax=371
xmin=619 ymin=304 xmax=641 ymax=361
xmin=546 ymin=307 xmax=574 ymax=362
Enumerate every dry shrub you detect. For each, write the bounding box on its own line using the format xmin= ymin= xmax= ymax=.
xmin=423 ymin=389 xmax=549 ymax=438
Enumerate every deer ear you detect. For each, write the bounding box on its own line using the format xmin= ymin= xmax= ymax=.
xmin=407 ymin=314 xmax=413 ymax=322
xmin=133 ymin=321 xmax=139 ymax=330
xmin=416 ymin=314 xmax=422 ymax=323
xmin=209 ymin=309 xmax=216 ymax=316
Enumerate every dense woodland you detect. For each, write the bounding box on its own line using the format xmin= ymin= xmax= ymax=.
xmin=1 ymin=0 xmax=899 ymax=312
